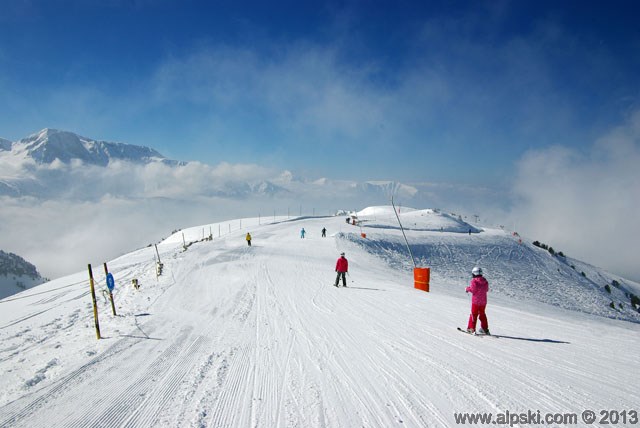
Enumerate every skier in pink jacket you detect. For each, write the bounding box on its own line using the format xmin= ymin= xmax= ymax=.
xmin=466 ymin=266 xmax=490 ymax=335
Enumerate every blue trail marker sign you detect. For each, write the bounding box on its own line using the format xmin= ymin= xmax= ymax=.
xmin=106 ymin=273 xmax=115 ymax=291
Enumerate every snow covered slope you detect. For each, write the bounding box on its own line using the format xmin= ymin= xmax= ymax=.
xmin=0 ymin=211 xmax=638 ymax=427
xmin=350 ymin=207 xmax=640 ymax=322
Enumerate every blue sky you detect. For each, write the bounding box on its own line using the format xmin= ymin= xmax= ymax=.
xmin=2 ymin=1 xmax=640 ymax=281
xmin=1 ymin=0 xmax=639 ymax=184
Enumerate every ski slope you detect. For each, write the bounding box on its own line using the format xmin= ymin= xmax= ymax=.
xmin=0 ymin=210 xmax=639 ymax=427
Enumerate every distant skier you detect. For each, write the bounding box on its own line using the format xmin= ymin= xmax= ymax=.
xmin=334 ymin=252 xmax=348 ymax=287
xmin=246 ymin=232 xmax=252 ymax=246
xmin=300 ymin=228 xmax=306 ymax=238
xmin=321 ymin=227 xmax=327 ymax=237
xmin=465 ymin=267 xmax=490 ymax=334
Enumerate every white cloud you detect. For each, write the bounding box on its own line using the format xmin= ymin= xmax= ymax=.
xmin=510 ymin=111 xmax=640 ymax=281
xmin=1 ymin=150 xmax=510 ymax=280
xmin=3 ymin=158 xmax=276 ymax=200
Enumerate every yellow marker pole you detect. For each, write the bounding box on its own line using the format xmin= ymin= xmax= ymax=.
xmin=104 ymin=262 xmax=117 ymax=316
xmin=88 ymin=264 xmax=101 ymax=339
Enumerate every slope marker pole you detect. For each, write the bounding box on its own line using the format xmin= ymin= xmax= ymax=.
xmin=103 ymin=262 xmax=117 ymax=316
xmin=87 ymin=264 xmax=101 ymax=339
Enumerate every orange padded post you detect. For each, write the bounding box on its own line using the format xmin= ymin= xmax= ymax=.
xmin=414 ymin=267 xmax=430 ymax=292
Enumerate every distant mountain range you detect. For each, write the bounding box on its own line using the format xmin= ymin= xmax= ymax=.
xmin=0 ymin=128 xmax=429 ymax=202
xmin=0 ymin=128 xmax=183 ymax=167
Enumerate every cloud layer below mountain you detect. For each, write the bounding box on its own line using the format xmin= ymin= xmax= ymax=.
xmin=510 ymin=111 xmax=640 ymax=282
xmin=0 ymin=150 xmax=499 ymax=279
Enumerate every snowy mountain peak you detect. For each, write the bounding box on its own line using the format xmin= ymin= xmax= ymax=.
xmin=249 ymin=180 xmax=289 ymax=196
xmin=276 ymin=170 xmax=295 ymax=183
xmin=10 ymin=128 xmax=177 ymax=167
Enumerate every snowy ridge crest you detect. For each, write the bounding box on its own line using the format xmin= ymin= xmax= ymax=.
xmin=10 ymin=128 xmax=182 ymax=167
xmin=355 ymin=206 xmax=480 ymax=233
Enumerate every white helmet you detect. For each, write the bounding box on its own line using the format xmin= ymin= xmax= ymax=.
xmin=472 ymin=266 xmax=483 ymax=276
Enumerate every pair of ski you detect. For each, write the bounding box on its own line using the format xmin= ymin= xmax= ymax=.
xmin=457 ymin=327 xmax=497 ymax=338
xmin=333 ymin=284 xmax=347 ymax=288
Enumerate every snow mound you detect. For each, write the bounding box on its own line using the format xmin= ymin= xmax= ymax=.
xmin=356 ymin=206 xmax=479 ymax=233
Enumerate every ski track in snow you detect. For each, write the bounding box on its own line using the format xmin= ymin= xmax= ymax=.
xmin=0 ymin=215 xmax=639 ymax=427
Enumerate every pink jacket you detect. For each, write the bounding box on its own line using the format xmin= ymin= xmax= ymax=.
xmin=466 ymin=276 xmax=489 ymax=306
xmin=335 ymin=257 xmax=348 ymax=273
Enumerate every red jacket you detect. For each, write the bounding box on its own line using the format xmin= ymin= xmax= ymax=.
xmin=335 ymin=256 xmax=348 ymax=273
xmin=466 ymin=276 xmax=489 ymax=306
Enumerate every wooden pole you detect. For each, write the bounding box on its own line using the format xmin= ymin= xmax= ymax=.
xmin=88 ymin=264 xmax=101 ymax=339
xmin=103 ymin=262 xmax=117 ymax=316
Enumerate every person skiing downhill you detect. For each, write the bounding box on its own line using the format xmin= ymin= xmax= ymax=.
xmin=321 ymin=227 xmax=327 ymax=237
xmin=466 ymin=267 xmax=490 ymax=334
xmin=246 ymin=232 xmax=252 ymax=246
xmin=334 ymin=252 xmax=348 ymax=287
xmin=300 ymin=228 xmax=306 ymax=238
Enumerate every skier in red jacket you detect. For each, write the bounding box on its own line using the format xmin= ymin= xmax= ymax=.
xmin=334 ymin=252 xmax=348 ymax=287
xmin=466 ymin=266 xmax=490 ymax=335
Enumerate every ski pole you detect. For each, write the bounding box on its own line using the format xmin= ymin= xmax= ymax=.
xmin=347 ymin=272 xmax=354 ymax=283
